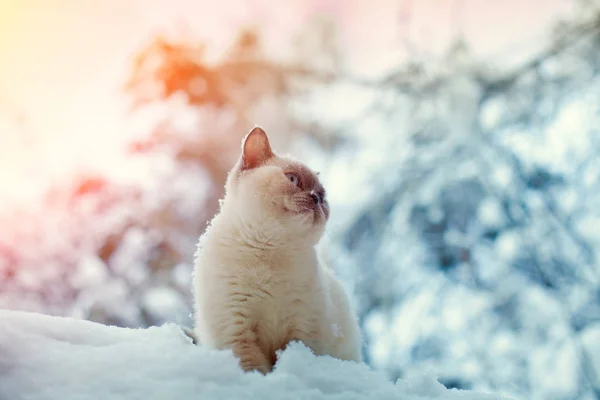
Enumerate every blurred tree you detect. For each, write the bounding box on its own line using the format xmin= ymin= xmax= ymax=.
xmin=125 ymin=23 xmax=343 ymax=193
xmin=0 ymin=16 xmax=345 ymax=330
xmin=331 ymin=6 xmax=600 ymax=399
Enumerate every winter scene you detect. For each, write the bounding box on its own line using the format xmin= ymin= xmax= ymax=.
xmin=1 ymin=0 xmax=600 ymax=399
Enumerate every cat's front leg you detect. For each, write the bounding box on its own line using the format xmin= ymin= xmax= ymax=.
xmin=232 ymin=337 xmax=272 ymax=374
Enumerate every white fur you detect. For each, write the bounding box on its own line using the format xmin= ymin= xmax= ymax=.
xmin=192 ymin=145 xmax=362 ymax=373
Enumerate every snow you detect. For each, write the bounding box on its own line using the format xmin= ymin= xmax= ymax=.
xmin=0 ymin=309 xmax=513 ymax=400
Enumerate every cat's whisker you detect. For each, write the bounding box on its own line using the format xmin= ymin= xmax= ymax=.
xmin=322 ymin=227 xmax=333 ymax=245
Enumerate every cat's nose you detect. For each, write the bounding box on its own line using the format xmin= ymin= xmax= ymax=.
xmin=310 ymin=190 xmax=321 ymax=204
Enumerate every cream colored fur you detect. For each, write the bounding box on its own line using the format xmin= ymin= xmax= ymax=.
xmin=193 ymin=127 xmax=362 ymax=374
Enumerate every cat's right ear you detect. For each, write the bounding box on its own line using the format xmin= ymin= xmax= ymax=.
xmin=240 ymin=126 xmax=274 ymax=170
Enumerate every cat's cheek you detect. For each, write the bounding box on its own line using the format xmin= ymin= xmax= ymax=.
xmin=280 ymin=196 xmax=296 ymax=213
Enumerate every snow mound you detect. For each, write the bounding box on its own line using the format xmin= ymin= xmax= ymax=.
xmin=0 ymin=310 xmax=513 ymax=400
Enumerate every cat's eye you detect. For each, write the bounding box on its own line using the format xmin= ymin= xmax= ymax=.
xmin=285 ymin=173 xmax=300 ymax=187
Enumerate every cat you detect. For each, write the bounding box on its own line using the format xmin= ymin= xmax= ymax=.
xmin=192 ymin=126 xmax=362 ymax=374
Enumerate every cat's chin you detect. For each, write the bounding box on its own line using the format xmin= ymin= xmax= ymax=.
xmin=277 ymin=207 xmax=324 ymax=232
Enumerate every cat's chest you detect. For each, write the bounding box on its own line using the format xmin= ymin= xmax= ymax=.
xmin=231 ymin=262 xmax=321 ymax=315
xmin=233 ymin=263 xmax=309 ymax=299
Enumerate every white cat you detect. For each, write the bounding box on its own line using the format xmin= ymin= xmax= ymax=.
xmin=192 ymin=126 xmax=362 ymax=373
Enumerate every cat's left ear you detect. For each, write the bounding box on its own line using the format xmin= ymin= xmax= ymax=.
xmin=240 ymin=126 xmax=274 ymax=170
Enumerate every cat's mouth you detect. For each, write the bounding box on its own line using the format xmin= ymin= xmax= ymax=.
xmin=297 ymin=202 xmax=329 ymax=224
xmin=282 ymin=194 xmax=329 ymax=225
xmin=281 ymin=202 xmax=326 ymax=224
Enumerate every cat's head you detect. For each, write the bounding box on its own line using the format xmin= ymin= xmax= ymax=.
xmin=224 ymin=127 xmax=329 ymax=244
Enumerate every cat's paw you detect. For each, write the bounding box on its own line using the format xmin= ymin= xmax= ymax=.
xmin=239 ymin=355 xmax=272 ymax=374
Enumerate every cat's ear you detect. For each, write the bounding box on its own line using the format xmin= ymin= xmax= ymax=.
xmin=240 ymin=126 xmax=274 ymax=170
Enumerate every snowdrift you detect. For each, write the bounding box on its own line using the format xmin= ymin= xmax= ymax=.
xmin=0 ymin=310 xmax=513 ymax=400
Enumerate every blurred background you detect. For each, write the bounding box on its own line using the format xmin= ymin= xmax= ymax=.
xmin=1 ymin=0 xmax=600 ymax=398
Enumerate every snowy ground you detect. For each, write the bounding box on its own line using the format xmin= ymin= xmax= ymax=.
xmin=0 ymin=310 xmax=513 ymax=400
